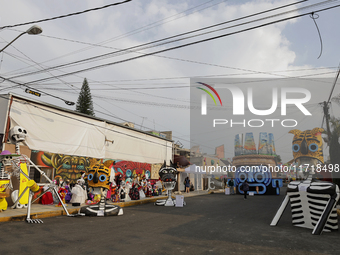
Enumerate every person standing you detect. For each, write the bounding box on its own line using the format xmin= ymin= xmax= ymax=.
xmin=184 ymin=177 xmax=190 ymax=193
xmin=228 ymin=178 xmax=235 ymax=195
xmin=241 ymin=180 xmax=249 ymax=200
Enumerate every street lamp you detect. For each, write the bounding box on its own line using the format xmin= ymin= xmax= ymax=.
xmin=0 ymin=26 xmax=75 ymax=106
xmin=0 ymin=25 xmax=42 ymax=53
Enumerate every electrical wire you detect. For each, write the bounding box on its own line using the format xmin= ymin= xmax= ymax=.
xmin=17 ymin=3 xmax=340 ymax=86
xmin=0 ymin=1 xmax=338 ymax=131
xmin=21 ymin=70 xmax=337 ymax=91
xmin=99 ymin=0 xmax=228 ymax=46
xmin=0 ymin=75 xmax=75 ymax=105
xmin=2 ymin=0 xmax=228 ymax=77
xmin=0 ymin=0 xmax=132 ymax=30
xmin=309 ymin=12 xmax=323 ymax=59
xmin=5 ymin=0 xmax=312 ymax=79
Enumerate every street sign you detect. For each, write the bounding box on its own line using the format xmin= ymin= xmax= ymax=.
xmin=25 ymin=88 xmax=41 ymax=97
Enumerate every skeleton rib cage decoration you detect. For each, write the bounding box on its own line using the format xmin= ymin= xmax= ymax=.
xmin=271 ymin=179 xmax=339 ymax=235
xmin=271 ymin=128 xmax=340 ymax=235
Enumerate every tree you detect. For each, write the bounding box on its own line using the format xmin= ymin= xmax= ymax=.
xmin=275 ymin=154 xmax=282 ymax=164
xmin=75 ymin=78 xmax=95 ymax=116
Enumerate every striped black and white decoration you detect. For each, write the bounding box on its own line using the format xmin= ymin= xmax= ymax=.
xmin=271 ymin=178 xmax=339 ymax=235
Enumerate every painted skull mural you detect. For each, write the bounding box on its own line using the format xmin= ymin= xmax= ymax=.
xmin=32 ymin=151 xmax=90 ymax=184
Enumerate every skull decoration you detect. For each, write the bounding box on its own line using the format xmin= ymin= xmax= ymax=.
xmin=0 ymin=154 xmax=13 ymax=167
xmin=158 ymin=160 xmax=178 ymax=190
xmin=87 ymin=163 xmax=111 ymax=190
xmin=0 ymin=150 xmax=19 ymax=168
xmin=289 ymin=128 xmax=324 ymax=166
xmin=80 ymin=162 xmax=123 ymax=216
xmin=155 ymin=160 xmax=181 ymax=206
xmin=9 ymin=126 xmax=27 ymax=144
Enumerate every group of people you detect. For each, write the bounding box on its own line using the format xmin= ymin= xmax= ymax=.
xmin=39 ymin=175 xmax=88 ymax=206
xmin=50 ymin=175 xmax=252 ymax=205
xmin=48 ymin=173 xmax=165 ymax=206
xmin=126 ymin=175 xmax=163 ymax=201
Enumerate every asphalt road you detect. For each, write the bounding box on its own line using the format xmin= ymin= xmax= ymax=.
xmin=0 ymin=191 xmax=339 ymax=255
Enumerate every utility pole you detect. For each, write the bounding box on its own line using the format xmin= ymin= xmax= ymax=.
xmin=323 ymin=101 xmax=332 ymax=143
xmin=140 ymin=117 xmax=147 ymax=130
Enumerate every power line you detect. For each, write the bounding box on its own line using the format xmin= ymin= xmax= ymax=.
xmin=0 ymin=1 xmax=338 ymax=124
xmin=6 ymin=0 xmax=311 ymax=79
xmin=17 ymin=3 xmax=340 ymax=85
xmin=0 ymin=0 xmax=132 ymax=30
xmin=20 ymin=70 xmax=338 ymax=91
xmin=32 ymin=66 xmax=332 ymax=84
xmin=2 ymin=0 xmax=227 ymax=77
xmin=0 ymin=75 xmax=75 ymax=105
xmin=98 ymin=0 xmax=228 ymax=46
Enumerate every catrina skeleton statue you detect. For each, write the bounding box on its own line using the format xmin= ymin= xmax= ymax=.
xmin=271 ymin=128 xmax=339 ymax=235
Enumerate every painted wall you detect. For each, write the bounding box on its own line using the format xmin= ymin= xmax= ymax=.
xmin=31 ymin=150 xmax=153 ymax=185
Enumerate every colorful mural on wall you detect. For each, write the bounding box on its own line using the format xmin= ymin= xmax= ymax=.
xmin=268 ymin=133 xmax=276 ymax=155
xmin=258 ymin=132 xmax=269 ymax=155
xmin=31 ymin=151 xmax=91 ymax=184
xmin=243 ymin=133 xmax=256 ymax=155
xmin=234 ymin=134 xmax=243 ymax=156
xmin=31 ymin=151 xmax=152 ymax=185
xmin=234 ymin=132 xmax=276 ymax=156
xmin=108 ymin=160 xmax=151 ymax=185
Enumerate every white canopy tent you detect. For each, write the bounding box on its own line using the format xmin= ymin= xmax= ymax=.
xmin=184 ymin=164 xmax=228 ymax=190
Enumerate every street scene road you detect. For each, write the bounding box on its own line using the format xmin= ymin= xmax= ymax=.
xmin=1 ymin=190 xmax=339 ymax=255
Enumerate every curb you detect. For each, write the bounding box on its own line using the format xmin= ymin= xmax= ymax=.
xmin=0 ymin=208 xmax=79 ymax=222
xmin=112 ymin=196 xmax=167 ymax=207
xmin=208 ymin=189 xmax=225 ymax=194
xmin=0 ymin=196 xmax=168 ymax=222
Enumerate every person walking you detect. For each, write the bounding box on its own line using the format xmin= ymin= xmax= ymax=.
xmin=241 ymin=180 xmax=249 ymax=200
xmin=228 ymin=178 xmax=235 ymax=195
xmin=184 ymin=177 xmax=190 ymax=193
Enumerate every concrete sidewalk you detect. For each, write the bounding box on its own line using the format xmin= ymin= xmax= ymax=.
xmin=0 ymin=190 xmax=210 ymax=222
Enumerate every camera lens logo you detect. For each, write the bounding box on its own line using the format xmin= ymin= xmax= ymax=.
xmin=196 ymin=82 xmax=222 ymax=115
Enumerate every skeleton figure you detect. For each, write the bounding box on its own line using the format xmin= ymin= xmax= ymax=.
xmin=270 ymin=128 xmax=340 ymax=235
xmin=5 ymin=126 xmax=70 ymax=223
xmin=0 ymin=151 xmax=17 ymax=211
xmin=155 ymin=160 xmax=184 ymax=206
xmin=80 ymin=163 xmax=123 ymax=216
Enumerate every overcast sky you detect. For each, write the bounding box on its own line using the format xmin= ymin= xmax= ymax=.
xmin=0 ymin=0 xmax=340 ymax=162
